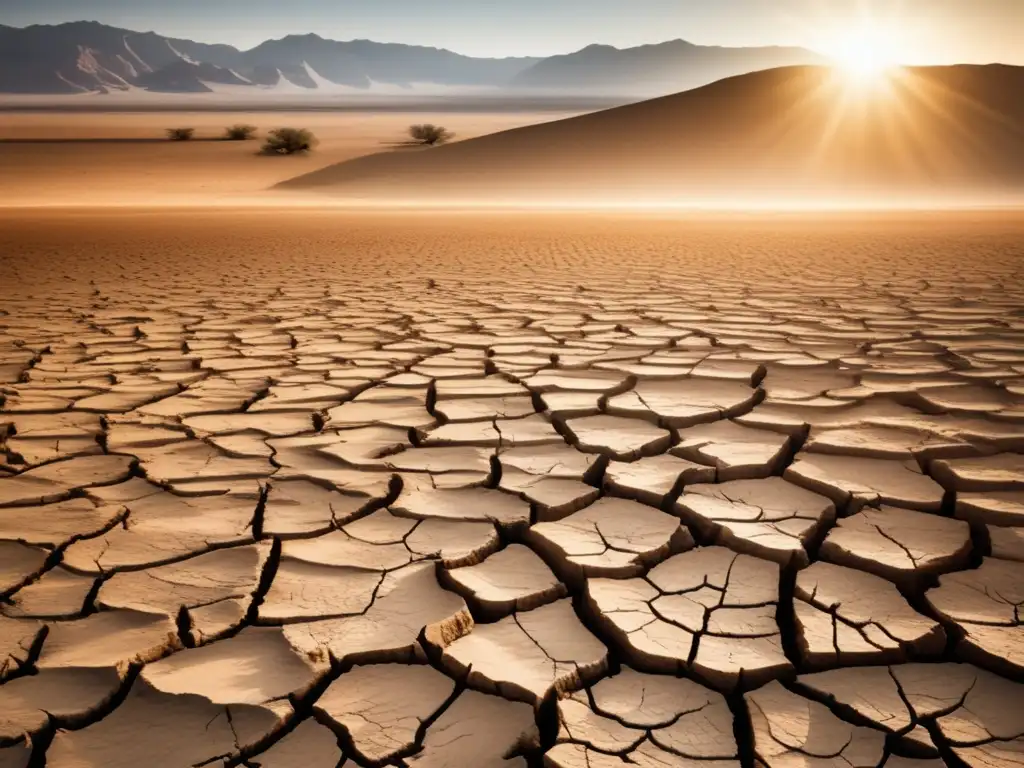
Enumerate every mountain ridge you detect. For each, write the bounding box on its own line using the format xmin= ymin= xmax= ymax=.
xmin=0 ymin=20 xmax=823 ymax=95
xmin=512 ymin=38 xmax=827 ymax=93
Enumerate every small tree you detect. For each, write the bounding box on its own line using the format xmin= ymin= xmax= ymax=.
xmin=166 ymin=127 xmax=195 ymax=141
xmin=224 ymin=124 xmax=258 ymax=141
xmin=408 ymin=124 xmax=454 ymax=146
xmin=261 ymin=128 xmax=317 ymax=155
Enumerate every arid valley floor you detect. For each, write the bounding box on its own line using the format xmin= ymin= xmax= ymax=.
xmin=0 ymin=109 xmax=584 ymax=207
xmin=1 ymin=111 xmax=1024 ymax=768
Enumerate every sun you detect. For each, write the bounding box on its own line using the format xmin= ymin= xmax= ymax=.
xmin=827 ymin=25 xmax=900 ymax=85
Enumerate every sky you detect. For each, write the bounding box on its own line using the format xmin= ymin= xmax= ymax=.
xmin=1 ymin=0 xmax=1022 ymax=63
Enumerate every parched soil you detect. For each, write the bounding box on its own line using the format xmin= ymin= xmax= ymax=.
xmin=1 ymin=209 xmax=1023 ymax=767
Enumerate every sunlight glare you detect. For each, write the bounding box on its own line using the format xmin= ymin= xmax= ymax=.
xmin=828 ymin=24 xmax=900 ymax=87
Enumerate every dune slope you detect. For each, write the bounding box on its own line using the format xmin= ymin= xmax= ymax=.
xmin=278 ymin=65 xmax=1024 ymax=204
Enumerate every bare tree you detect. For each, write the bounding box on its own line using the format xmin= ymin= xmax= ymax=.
xmin=224 ymin=124 xmax=258 ymax=141
xmin=166 ymin=127 xmax=195 ymax=141
xmin=408 ymin=124 xmax=454 ymax=146
xmin=261 ymin=128 xmax=317 ymax=155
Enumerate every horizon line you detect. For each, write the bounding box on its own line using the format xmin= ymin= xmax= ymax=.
xmin=0 ymin=18 xmax=881 ymax=64
xmin=1 ymin=19 xmax=828 ymax=60
xmin=3 ymin=18 xmax=1019 ymax=70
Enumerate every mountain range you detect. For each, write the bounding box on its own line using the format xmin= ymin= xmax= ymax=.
xmin=279 ymin=64 xmax=1024 ymax=205
xmin=512 ymin=40 xmax=824 ymax=93
xmin=0 ymin=21 xmax=824 ymax=96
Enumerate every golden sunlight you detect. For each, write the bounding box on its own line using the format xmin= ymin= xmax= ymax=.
xmin=826 ymin=23 xmax=901 ymax=86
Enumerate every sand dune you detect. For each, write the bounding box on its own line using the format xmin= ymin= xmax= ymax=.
xmin=279 ymin=65 xmax=1024 ymax=205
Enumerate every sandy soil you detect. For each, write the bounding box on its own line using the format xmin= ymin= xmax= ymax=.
xmin=1 ymin=203 xmax=1023 ymax=764
xmin=0 ymin=110 xmax=578 ymax=206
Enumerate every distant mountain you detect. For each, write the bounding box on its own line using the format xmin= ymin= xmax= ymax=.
xmin=242 ymin=34 xmax=538 ymax=89
xmin=0 ymin=21 xmax=821 ymax=96
xmin=0 ymin=21 xmax=241 ymax=93
xmin=512 ymin=39 xmax=825 ymax=94
xmin=136 ymin=60 xmax=253 ymax=93
xmin=279 ymin=65 xmax=1024 ymax=205
xmin=0 ymin=21 xmax=539 ymax=94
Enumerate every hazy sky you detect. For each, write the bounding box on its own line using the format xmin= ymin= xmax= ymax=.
xmin=2 ymin=0 xmax=1021 ymax=62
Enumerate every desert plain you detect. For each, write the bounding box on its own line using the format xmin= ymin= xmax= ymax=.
xmin=1 ymin=105 xmax=1024 ymax=768
xmin=0 ymin=108 xmax=584 ymax=207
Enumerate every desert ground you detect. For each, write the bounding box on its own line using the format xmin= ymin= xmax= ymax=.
xmin=0 ymin=109 xmax=580 ymax=207
xmin=1 ymin=109 xmax=1024 ymax=768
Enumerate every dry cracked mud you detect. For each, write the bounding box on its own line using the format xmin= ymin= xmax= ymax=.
xmin=1 ymin=210 xmax=1023 ymax=767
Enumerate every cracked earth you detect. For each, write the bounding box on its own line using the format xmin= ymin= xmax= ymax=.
xmin=0 ymin=211 xmax=1023 ymax=768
